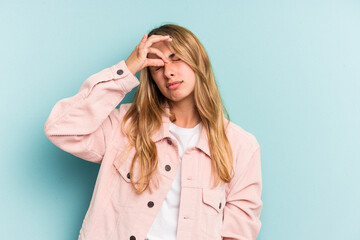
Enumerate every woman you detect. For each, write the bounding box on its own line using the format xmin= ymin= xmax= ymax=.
xmin=44 ymin=24 xmax=263 ymax=240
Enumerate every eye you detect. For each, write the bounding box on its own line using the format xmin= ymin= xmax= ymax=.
xmin=153 ymin=58 xmax=181 ymax=71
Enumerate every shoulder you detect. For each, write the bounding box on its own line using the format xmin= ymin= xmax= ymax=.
xmin=223 ymin=119 xmax=262 ymax=182
xmin=224 ymin=119 xmax=261 ymax=172
xmin=225 ymin=119 xmax=260 ymax=152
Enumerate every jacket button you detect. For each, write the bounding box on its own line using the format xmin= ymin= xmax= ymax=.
xmin=127 ymin=172 xmax=131 ymax=179
xmin=165 ymin=165 xmax=171 ymax=171
xmin=147 ymin=201 xmax=154 ymax=208
xmin=167 ymin=139 xmax=172 ymax=145
xmin=219 ymin=202 xmax=222 ymax=209
xmin=130 ymin=236 xmax=136 ymax=240
xmin=117 ymin=69 xmax=124 ymax=75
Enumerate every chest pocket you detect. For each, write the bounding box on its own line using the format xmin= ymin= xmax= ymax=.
xmin=202 ymin=187 xmax=226 ymax=215
xmin=113 ymin=145 xmax=140 ymax=184
xmin=116 ymin=162 xmax=132 ymax=183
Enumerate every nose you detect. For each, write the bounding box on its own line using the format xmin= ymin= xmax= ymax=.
xmin=163 ymin=61 xmax=175 ymax=79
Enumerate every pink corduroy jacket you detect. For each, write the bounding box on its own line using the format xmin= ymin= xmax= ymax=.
xmin=44 ymin=60 xmax=263 ymax=240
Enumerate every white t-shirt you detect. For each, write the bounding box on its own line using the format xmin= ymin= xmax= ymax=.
xmin=146 ymin=121 xmax=203 ymax=240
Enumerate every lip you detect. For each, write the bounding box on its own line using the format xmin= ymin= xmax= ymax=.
xmin=166 ymin=80 xmax=183 ymax=89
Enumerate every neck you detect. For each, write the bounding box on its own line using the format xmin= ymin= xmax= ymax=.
xmin=169 ymin=97 xmax=201 ymax=128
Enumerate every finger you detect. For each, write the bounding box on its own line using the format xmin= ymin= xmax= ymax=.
xmin=144 ymin=35 xmax=172 ymax=49
xmin=138 ymin=34 xmax=167 ymax=51
xmin=148 ymin=47 xmax=169 ymax=63
xmin=145 ymin=35 xmax=172 ymax=47
xmin=147 ymin=34 xmax=170 ymax=40
xmin=141 ymin=33 xmax=148 ymax=42
xmin=146 ymin=58 xmax=165 ymax=67
xmin=138 ymin=33 xmax=148 ymax=48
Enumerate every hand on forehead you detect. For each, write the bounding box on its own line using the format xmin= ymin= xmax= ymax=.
xmin=147 ymin=41 xmax=176 ymax=59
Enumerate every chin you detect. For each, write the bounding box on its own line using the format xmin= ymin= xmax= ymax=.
xmin=169 ymin=95 xmax=192 ymax=103
xmin=163 ymin=89 xmax=194 ymax=103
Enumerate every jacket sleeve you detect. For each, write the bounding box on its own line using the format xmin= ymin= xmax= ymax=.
xmin=44 ymin=60 xmax=139 ymax=163
xmin=221 ymin=145 xmax=263 ymax=240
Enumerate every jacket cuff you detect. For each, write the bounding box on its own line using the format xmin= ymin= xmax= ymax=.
xmin=110 ymin=60 xmax=140 ymax=93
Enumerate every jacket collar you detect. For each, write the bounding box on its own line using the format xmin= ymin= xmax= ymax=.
xmin=151 ymin=102 xmax=211 ymax=158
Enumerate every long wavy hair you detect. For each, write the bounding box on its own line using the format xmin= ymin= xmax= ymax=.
xmin=120 ymin=24 xmax=234 ymax=193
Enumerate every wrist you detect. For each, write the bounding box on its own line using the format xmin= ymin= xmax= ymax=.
xmin=125 ymin=60 xmax=137 ymax=76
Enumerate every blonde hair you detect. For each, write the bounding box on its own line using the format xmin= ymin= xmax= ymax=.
xmin=120 ymin=24 xmax=234 ymax=193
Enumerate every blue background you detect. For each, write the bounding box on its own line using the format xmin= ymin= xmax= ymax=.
xmin=1 ymin=0 xmax=359 ymax=239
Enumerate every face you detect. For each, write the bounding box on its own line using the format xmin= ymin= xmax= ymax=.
xmin=147 ymin=41 xmax=197 ymax=105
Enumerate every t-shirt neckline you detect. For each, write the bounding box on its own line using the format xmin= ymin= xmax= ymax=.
xmin=169 ymin=121 xmax=202 ymax=135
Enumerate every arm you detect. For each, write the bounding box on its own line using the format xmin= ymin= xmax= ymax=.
xmin=221 ymin=146 xmax=263 ymax=240
xmin=44 ymin=60 xmax=139 ymax=163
